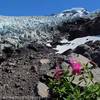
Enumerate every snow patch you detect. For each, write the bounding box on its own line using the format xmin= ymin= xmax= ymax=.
xmin=60 ymin=38 xmax=68 ymax=43
xmin=46 ymin=43 xmax=52 ymax=47
xmin=55 ymin=36 xmax=100 ymax=54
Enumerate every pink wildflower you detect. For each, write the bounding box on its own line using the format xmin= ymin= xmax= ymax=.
xmin=68 ymin=57 xmax=81 ymax=75
xmin=54 ymin=64 xmax=63 ymax=80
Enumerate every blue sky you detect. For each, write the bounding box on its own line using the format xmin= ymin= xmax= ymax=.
xmin=0 ymin=0 xmax=100 ymax=16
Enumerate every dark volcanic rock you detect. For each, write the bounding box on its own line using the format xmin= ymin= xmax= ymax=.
xmin=3 ymin=47 xmax=14 ymax=57
xmin=57 ymin=16 xmax=100 ymax=41
xmin=83 ymin=52 xmax=92 ymax=60
xmin=83 ymin=16 xmax=100 ymax=35
xmin=74 ymin=44 xmax=93 ymax=56
xmin=62 ymin=49 xmax=73 ymax=56
xmin=91 ymin=50 xmax=100 ymax=67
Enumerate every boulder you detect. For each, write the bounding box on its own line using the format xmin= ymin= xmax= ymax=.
xmin=37 ymin=82 xmax=49 ymax=97
xmin=40 ymin=59 xmax=50 ymax=65
xmin=92 ymin=67 xmax=100 ymax=82
xmin=74 ymin=44 xmax=93 ymax=56
xmin=72 ymin=67 xmax=100 ymax=87
xmin=47 ymin=69 xmax=55 ymax=78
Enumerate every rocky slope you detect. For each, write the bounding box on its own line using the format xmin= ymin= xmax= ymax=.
xmin=0 ymin=8 xmax=100 ymax=99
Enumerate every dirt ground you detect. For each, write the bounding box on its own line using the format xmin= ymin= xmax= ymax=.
xmin=0 ymin=43 xmax=56 ymax=99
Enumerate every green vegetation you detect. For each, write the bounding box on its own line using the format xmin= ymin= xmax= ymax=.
xmin=48 ymin=64 xmax=100 ymax=100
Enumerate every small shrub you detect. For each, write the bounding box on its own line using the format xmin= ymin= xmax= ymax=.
xmin=48 ymin=64 xmax=100 ymax=100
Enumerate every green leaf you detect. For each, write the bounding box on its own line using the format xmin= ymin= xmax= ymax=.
xmin=88 ymin=71 xmax=94 ymax=81
xmin=70 ymin=76 xmax=75 ymax=82
xmin=97 ymin=97 xmax=100 ymax=100
xmin=79 ymin=77 xmax=84 ymax=81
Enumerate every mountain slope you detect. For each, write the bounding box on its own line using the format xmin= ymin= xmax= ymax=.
xmin=0 ymin=8 xmax=100 ymax=98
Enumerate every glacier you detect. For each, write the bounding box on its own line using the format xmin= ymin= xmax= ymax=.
xmin=0 ymin=8 xmax=99 ymax=50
